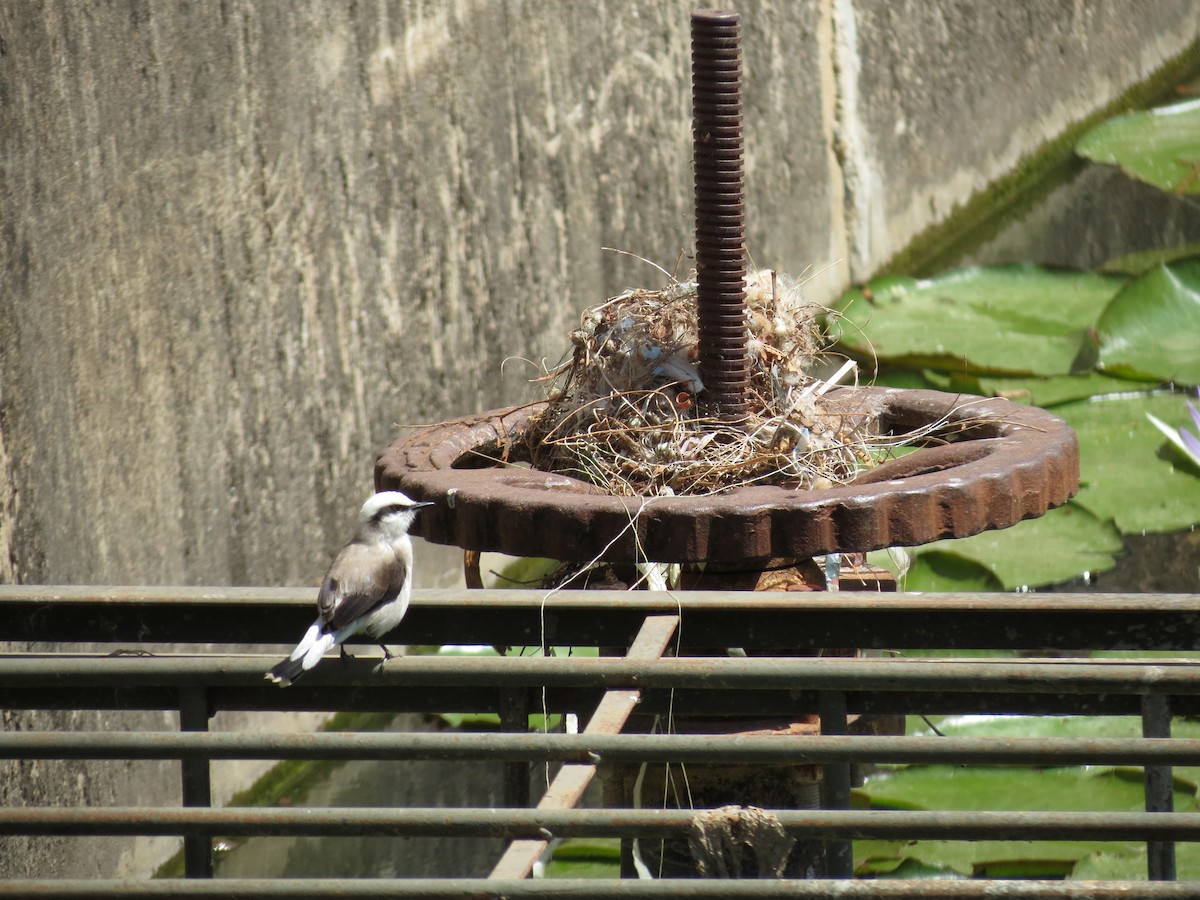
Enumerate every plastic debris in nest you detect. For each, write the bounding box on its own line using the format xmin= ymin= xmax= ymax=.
xmin=524 ymin=268 xmax=881 ymax=497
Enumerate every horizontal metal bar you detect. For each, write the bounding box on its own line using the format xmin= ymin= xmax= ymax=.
xmin=2 ymin=654 xmax=1198 ymax=695
xmin=3 ymin=730 xmax=1199 ymax=768
xmin=6 ymin=584 xmax=1199 ymax=612
xmin=3 ymin=684 xmax=1196 ymax=718
xmin=4 ymin=586 xmax=1200 ymax=651
xmin=0 ymin=878 xmax=1195 ymax=899
xmin=374 ymin=655 xmax=1200 ymax=694
xmin=3 ymin=807 xmax=1200 ymax=842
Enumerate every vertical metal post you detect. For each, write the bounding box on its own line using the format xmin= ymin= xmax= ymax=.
xmin=691 ymin=9 xmax=750 ymax=421
xmin=1142 ymin=693 xmax=1176 ymax=881
xmin=818 ymin=690 xmax=854 ymax=878
xmin=179 ymin=686 xmax=213 ymax=879
xmin=499 ymin=688 xmax=531 ymax=808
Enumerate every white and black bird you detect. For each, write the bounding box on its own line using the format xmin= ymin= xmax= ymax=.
xmin=265 ymin=491 xmax=433 ymax=687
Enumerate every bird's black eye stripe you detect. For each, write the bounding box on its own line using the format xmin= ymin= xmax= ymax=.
xmin=374 ymin=504 xmax=410 ymax=521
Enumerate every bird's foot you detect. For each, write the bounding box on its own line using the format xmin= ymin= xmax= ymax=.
xmin=379 ymin=643 xmax=395 ymax=660
xmin=339 ymin=645 xmax=356 ymax=663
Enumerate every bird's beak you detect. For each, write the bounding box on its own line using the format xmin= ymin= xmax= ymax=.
xmin=414 ymin=501 xmax=436 ymax=510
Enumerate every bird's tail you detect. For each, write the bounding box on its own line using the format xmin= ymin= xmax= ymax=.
xmin=265 ymin=656 xmax=306 ymax=687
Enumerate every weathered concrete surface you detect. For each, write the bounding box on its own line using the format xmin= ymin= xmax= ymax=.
xmin=0 ymin=0 xmax=1198 ymax=880
xmin=966 ymin=164 xmax=1200 ymax=271
xmin=0 ymin=1 xmax=835 ymax=591
xmin=838 ymin=0 xmax=1200 ymax=276
xmin=2 ymin=0 xmax=1196 ymax=592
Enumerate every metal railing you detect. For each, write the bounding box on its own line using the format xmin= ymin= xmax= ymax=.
xmin=1 ymin=585 xmax=1199 ymax=897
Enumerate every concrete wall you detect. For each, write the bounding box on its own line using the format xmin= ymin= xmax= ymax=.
xmin=3 ymin=1 xmax=1199 ymax=590
xmin=1 ymin=0 xmax=1198 ymax=879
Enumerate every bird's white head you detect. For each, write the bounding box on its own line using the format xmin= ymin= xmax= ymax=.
xmin=358 ymin=491 xmax=434 ymax=543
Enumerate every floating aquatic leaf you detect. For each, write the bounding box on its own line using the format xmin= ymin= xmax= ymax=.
xmin=970 ymin=371 xmax=1135 ymax=407
xmin=1146 ymin=403 xmax=1200 ymax=473
xmin=1101 ymin=241 xmax=1200 ymax=275
xmin=866 ymin=857 xmax=968 ymax=879
xmin=855 ymin=716 xmax=1200 ymax=879
xmin=829 ymin=257 xmax=1200 ymax=585
xmin=908 ymin=714 xmax=1200 ymax=788
xmin=854 ymin=845 xmax=909 ymax=876
xmin=902 ymin=550 xmax=1003 ymax=592
xmin=905 ymin=502 xmax=1121 ymax=591
xmin=834 ymin=265 xmax=1124 ymax=376
xmin=859 ymin=765 xmax=1187 ymax=815
xmin=881 ymin=839 xmax=1114 ymax=879
xmin=1076 ymin=99 xmax=1200 ymax=194
xmin=544 ymin=839 xmax=621 ymax=879
xmin=1072 ymin=841 xmax=1200 ymax=881
xmin=1055 ymin=392 xmax=1200 ymax=534
xmin=1095 ymin=259 xmax=1200 ymax=385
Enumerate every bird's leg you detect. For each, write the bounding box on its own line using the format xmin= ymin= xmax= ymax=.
xmin=379 ymin=644 xmax=395 ymax=660
xmin=340 ymin=645 xmax=356 ymax=663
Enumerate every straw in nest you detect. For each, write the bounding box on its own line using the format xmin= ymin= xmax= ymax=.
xmin=524 ymin=268 xmax=882 ymax=497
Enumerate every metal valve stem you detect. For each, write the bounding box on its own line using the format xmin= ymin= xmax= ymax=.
xmin=692 ymin=9 xmax=749 ymax=421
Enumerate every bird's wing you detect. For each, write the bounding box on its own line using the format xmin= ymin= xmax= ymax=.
xmin=317 ymin=542 xmax=407 ymax=631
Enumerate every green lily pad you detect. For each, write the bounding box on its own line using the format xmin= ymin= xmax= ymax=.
xmin=855 ymin=844 xmax=911 ymax=876
xmin=863 ymin=837 xmax=1084 ymax=878
xmin=1146 ymin=410 xmax=1200 ymax=475
xmin=1054 ymin=392 xmax=1200 ymax=534
xmin=972 ymin=371 xmax=1139 ymax=407
xmin=834 ymin=265 xmax=1124 ymax=376
xmin=828 ymin=260 xmax=1200 ymax=590
xmin=856 ymin=715 xmax=1200 ymax=880
xmin=874 ymin=858 xmax=971 ymax=879
xmin=858 ymin=765 xmax=1184 ymax=814
xmin=545 ymin=839 xmax=621 ymax=879
xmin=973 ymin=854 xmax=1084 ymax=879
xmin=903 ymin=551 xmax=1004 ymax=592
xmin=1076 ymin=99 xmax=1200 ymax=194
xmin=1072 ymin=841 xmax=1200 ymax=881
xmin=1096 ymin=259 xmax=1200 ymax=386
xmin=909 ymin=840 xmax=1117 ymax=878
xmin=925 ymin=713 xmax=1192 ymax=740
xmin=870 ymin=380 xmax=1200 ymax=587
xmin=906 ymin=502 xmax=1122 ymax=591
xmin=1101 ymin=241 xmax=1200 ymax=275
xmin=909 ymin=714 xmax=1200 ymax=789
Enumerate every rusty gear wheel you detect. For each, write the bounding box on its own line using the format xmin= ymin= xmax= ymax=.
xmin=375 ymin=387 xmax=1079 ymax=564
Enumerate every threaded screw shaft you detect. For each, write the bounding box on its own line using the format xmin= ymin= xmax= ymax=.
xmin=691 ymin=9 xmax=748 ymax=421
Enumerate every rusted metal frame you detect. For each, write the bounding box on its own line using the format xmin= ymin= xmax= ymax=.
xmin=7 ymin=654 xmax=1200 ymax=694
xmin=7 ymin=685 xmax=1199 ymax=718
xmin=5 ymin=657 xmax=1200 ymax=723
xmin=0 ymin=878 xmax=1196 ymax=900
xmin=6 ymin=731 xmax=1200 ymax=768
xmin=489 ymin=614 xmax=680 ymax=880
xmin=344 ymin=604 xmax=1200 ymax=654
xmin=628 ymin=688 xmax=1200 ymax=719
xmin=5 ymin=806 xmax=1200 ymax=842
xmin=499 ymin=688 xmax=532 ymax=808
xmin=5 ymin=587 xmax=1200 ymax=651
xmin=4 ymin=682 xmax=1200 ymax=719
xmin=1142 ymin=693 xmax=1177 ymax=881
xmin=377 ymin=656 xmax=1200 ymax=695
xmin=0 ymin=586 xmax=314 ymax=646
xmin=817 ymin=690 xmax=852 ymax=878
xmin=178 ymin=686 xmax=213 ymax=879
xmin=7 ymin=584 xmax=1199 ymax=610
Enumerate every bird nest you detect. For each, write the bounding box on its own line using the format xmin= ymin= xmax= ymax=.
xmin=523 ymin=268 xmax=886 ymax=497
